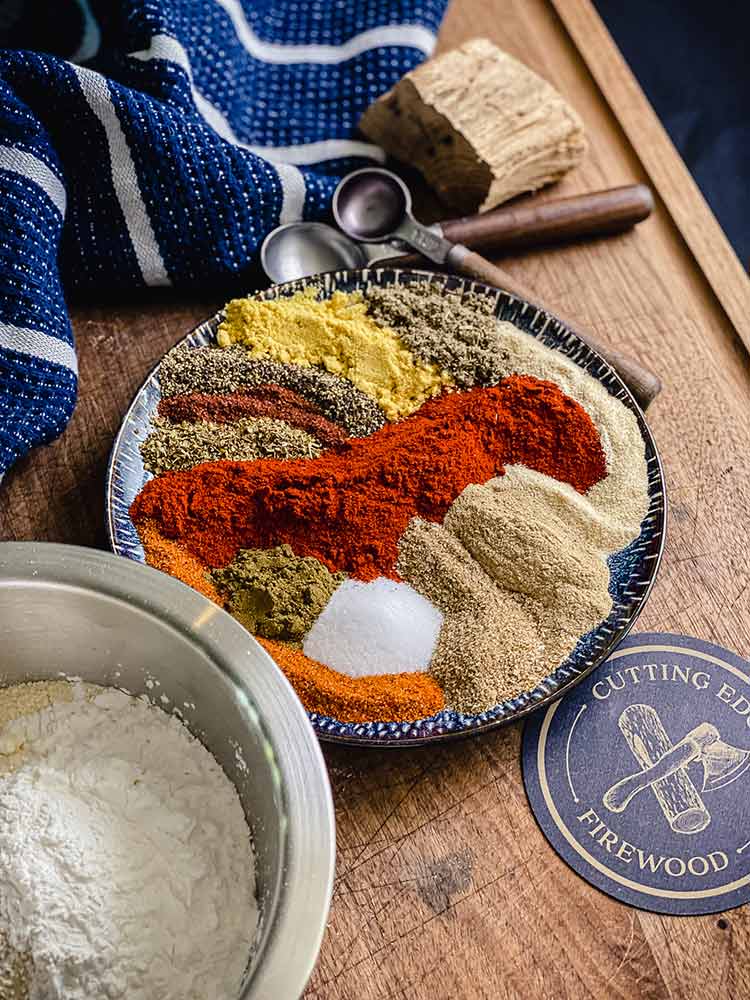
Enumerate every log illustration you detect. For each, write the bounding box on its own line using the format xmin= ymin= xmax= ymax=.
xmin=604 ymin=722 xmax=719 ymax=813
xmin=616 ymin=704 xmax=711 ymax=834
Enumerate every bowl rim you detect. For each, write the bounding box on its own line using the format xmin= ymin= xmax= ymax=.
xmin=0 ymin=541 xmax=335 ymax=1000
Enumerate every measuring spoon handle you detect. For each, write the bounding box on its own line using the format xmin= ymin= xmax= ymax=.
xmin=447 ymin=246 xmax=661 ymax=411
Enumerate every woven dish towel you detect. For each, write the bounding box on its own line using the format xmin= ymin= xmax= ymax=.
xmin=0 ymin=0 xmax=445 ymax=477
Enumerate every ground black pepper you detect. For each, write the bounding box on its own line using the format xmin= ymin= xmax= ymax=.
xmin=140 ymin=416 xmax=320 ymax=475
xmin=159 ymin=345 xmax=386 ymax=437
xmin=365 ymin=283 xmax=515 ymax=388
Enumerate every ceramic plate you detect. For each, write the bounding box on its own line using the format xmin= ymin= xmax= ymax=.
xmin=106 ymin=268 xmax=666 ymax=747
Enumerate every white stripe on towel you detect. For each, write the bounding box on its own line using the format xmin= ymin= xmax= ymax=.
xmin=70 ymin=0 xmax=102 ymax=63
xmin=0 ymin=146 xmax=67 ymax=217
xmin=273 ymin=163 xmax=306 ymax=224
xmin=0 ymin=323 xmax=78 ymax=375
xmin=214 ymin=0 xmax=437 ymax=63
xmin=244 ymin=139 xmax=385 ymax=165
xmin=72 ymin=66 xmax=171 ymax=287
xmin=130 ymin=33 xmax=192 ymax=74
xmin=129 ymin=35 xmax=306 ymax=223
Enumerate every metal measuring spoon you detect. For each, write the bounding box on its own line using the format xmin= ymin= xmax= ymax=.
xmin=332 ymin=167 xmax=467 ymax=270
xmin=332 ymin=167 xmax=660 ymax=411
xmin=260 ymin=222 xmax=367 ymax=283
xmin=261 ymin=169 xmax=449 ymax=283
xmin=261 ymin=222 xmax=416 ymax=283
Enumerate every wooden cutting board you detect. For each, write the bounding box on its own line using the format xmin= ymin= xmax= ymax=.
xmin=2 ymin=2 xmax=750 ymax=997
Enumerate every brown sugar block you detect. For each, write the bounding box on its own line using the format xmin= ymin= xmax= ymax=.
xmin=359 ymin=38 xmax=586 ymax=214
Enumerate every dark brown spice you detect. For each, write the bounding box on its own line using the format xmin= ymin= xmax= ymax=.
xmin=158 ymin=345 xmax=386 ymax=437
xmin=158 ymin=386 xmax=348 ymax=449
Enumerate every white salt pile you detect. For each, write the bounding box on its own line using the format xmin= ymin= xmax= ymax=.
xmin=303 ymin=577 xmax=443 ymax=676
xmin=0 ymin=682 xmax=257 ymax=1000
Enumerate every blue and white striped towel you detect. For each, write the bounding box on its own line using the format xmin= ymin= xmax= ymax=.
xmin=0 ymin=0 xmax=445 ymax=477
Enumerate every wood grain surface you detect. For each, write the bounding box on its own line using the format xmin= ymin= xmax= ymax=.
xmin=2 ymin=1 xmax=750 ymax=998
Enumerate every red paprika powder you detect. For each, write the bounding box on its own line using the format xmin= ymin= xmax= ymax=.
xmin=131 ymin=375 xmax=606 ymax=581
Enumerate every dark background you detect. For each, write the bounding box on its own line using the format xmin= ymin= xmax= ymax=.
xmin=597 ymin=0 xmax=749 ymax=266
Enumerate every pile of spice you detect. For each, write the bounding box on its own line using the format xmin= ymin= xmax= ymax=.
xmin=257 ymin=638 xmax=445 ymax=724
xmin=366 ymin=282 xmax=518 ymax=388
xmin=158 ymin=385 xmax=348 ymax=448
xmin=211 ymin=544 xmax=344 ymax=641
xmin=216 ymin=287 xmax=453 ymax=419
xmin=137 ymin=521 xmax=224 ymax=604
xmin=134 ymin=375 xmax=606 ymax=576
xmin=141 ymin=415 xmax=321 ymax=475
xmin=397 ymin=466 xmax=615 ymax=713
xmin=159 ymin=344 xmax=386 ymax=438
xmin=132 ymin=281 xmax=651 ymax=723
xmin=304 ymin=578 xmax=443 ymax=676
xmin=0 ymin=680 xmax=257 ymax=1000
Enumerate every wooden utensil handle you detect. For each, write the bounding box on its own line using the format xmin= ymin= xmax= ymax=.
xmin=447 ymin=247 xmax=661 ymax=410
xmin=441 ymin=185 xmax=654 ymax=252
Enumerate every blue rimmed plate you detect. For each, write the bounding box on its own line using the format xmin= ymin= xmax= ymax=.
xmin=106 ymin=268 xmax=666 ymax=747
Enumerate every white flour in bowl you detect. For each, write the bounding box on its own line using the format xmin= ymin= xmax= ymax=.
xmin=0 ymin=682 xmax=258 ymax=1000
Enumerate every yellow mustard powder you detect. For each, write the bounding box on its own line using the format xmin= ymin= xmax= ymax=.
xmin=216 ymin=288 xmax=453 ymax=420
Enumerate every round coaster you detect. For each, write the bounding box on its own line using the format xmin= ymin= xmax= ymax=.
xmin=523 ymin=632 xmax=750 ymax=914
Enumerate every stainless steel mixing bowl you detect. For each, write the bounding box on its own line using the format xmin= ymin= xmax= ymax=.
xmin=0 ymin=542 xmax=335 ymax=1000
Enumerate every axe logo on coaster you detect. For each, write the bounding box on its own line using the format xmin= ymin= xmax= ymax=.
xmin=523 ymin=633 xmax=750 ymax=914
